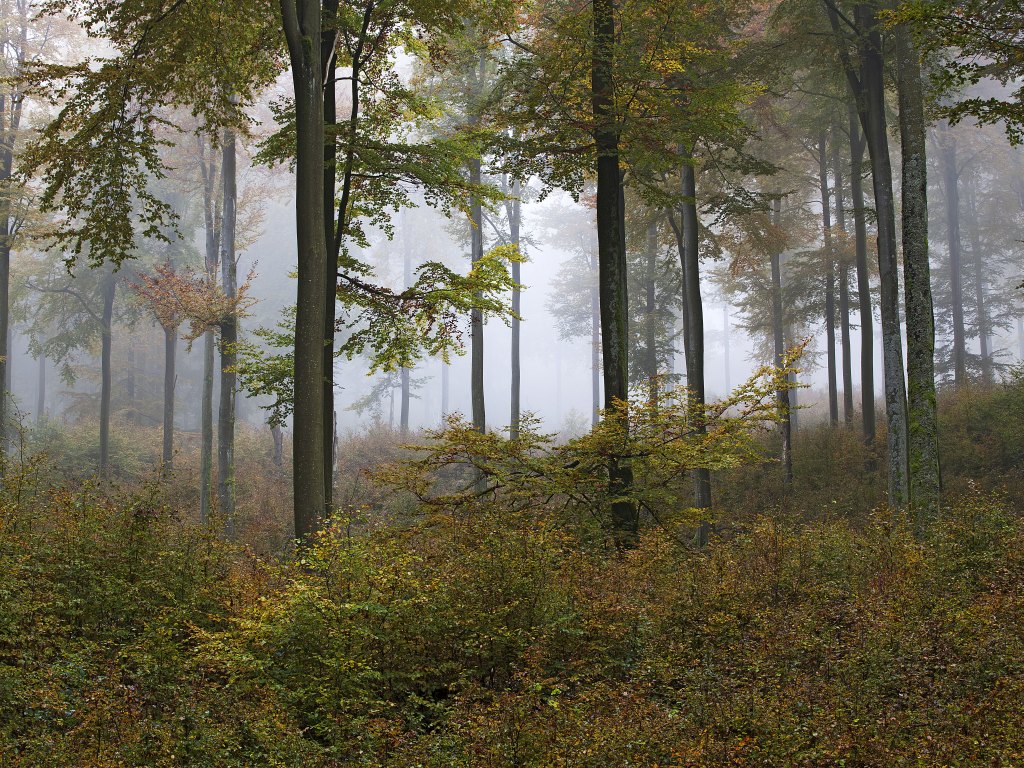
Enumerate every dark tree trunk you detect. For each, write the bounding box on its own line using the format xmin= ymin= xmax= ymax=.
xmin=832 ymin=2 xmax=909 ymax=505
xmin=832 ymin=117 xmax=855 ymax=424
xmin=591 ymin=269 xmax=600 ymax=426
xmin=771 ymin=198 xmax=793 ymax=485
xmin=98 ymin=267 xmax=116 ymax=478
xmin=966 ymin=181 xmax=992 ymax=385
xmin=400 ymin=211 xmax=412 ymax=435
xmin=36 ymin=352 xmax=45 ymax=423
xmin=940 ymin=124 xmax=967 ymax=388
xmin=217 ymin=124 xmax=238 ymax=537
xmin=162 ymin=324 xmax=176 ymax=476
xmin=509 ymin=180 xmax=522 ymax=438
xmin=282 ymin=0 xmax=328 ymax=542
xmin=848 ymin=104 xmax=876 ymax=443
xmin=896 ymin=26 xmax=941 ymax=521
xmin=669 ymin=153 xmax=711 ymax=542
xmin=469 ymin=155 xmax=486 ymax=433
xmin=271 ymin=424 xmax=284 ymax=468
xmin=645 ymin=218 xmax=659 ymax=405
xmin=818 ymin=131 xmax=839 ymax=426
xmin=198 ymin=135 xmax=220 ymax=526
xmin=592 ymin=0 xmax=637 ymax=543
xmin=322 ymin=0 xmax=339 ymax=510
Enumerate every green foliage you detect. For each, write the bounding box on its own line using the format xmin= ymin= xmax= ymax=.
xmin=234 ymin=244 xmax=522 ymax=427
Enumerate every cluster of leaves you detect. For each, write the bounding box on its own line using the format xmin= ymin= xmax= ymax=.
xmin=130 ymin=263 xmax=257 ymax=340
xmin=234 ymin=244 xmax=522 ymax=427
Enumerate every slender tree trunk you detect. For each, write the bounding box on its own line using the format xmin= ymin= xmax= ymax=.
xmin=469 ymin=153 xmax=486 ymax=433
xmin=282 ymin=0 xmax=328 ymax=542
xmin=849 ymin=104 xmax=876 ymax=442
xmin=400 ymin=211 xmax=412 ymax=435
xmin=832 ymin=118 xmax=855 ymax=424
xmin=722 ymin=303 xmax=731 ymax=394
xmin=217 ymin=125 xmax=238 ymax=536
xmin=851 ymin=3 xmax=910 ymax=505
xmin=36 ymin=351 xmax=45 ymax=423
xmin=670 ymin=153 xmax=711 ymax=541
xmin=162 ymin=324 xmax=176 ymax=476
xmin=98 ymin=267 xmax=116 ymax=478
xmin=771 ymin=198 xmax=793 ymax=485
xmin=966 ymin=180 xmax=991 ymax=384
xmin=896 ymin=26 xmax=941 ymax=521
xmin=200 ymin=329 xmax=214 ymax=522
xmin=591 ymin=272 xmax=600 ymax=426
xmin=818 ymin=131 xmax=839 ymax=425
xmin=271 ymin=424 xmax=284 ymax=467
xmin=322 ymin=0 xmax=339 ymax=510
xmin=441 ymin=360 xmax=449 ymax=423
xmin=940 ymin=124 xmax=967 ymax=388
xmin=592 ymin=0 xmax=637 ymax=543
xmin=509 ymin=181 xmax=522 ymax=438
xmin=645 ymin=218 xmax=659 ymax=405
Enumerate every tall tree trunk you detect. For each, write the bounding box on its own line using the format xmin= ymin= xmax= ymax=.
xmin=591 ymin=269 xmax=600 ymax=426
xmin=322 ymin=0 xmax=339 ymax=511
xmin=771 ymin=198 xmax=793 ymax=485
xmin=939 ymin=124 xmax=967 ymax=388
xmin=818 ymin=130 xmax=839 ymax=425
xmin=848 ymin=104 xmax=876 ymax=443
xmin=832 ymin=117 xmax=855 ymax=424
xmin=282 ymin=0 xmax=327 ymax=542
xmin=36 ymin=351 xmax=45 ymax=423
xmin=198 ymin=135 xmax=220 ymax=526
xmin=400 ymin=211 xmax=412 ymax=435
xmin=441 ymin=360 xmax=449 ymax=423
xmin=592 ymin=0 xmax=637 ymax=543
xmin=645 ymin=218 xmax=659 ymax=405
xmin=896 ymin=26 xmax=941 ymax=521
xmin=162 ymin=324 xmax=176 ymax=476
xmin=966 ymin=181 xmax=992 ymax=384
xmin=98 ymin=266 xmax=116 ymax=478
xmin=200 ymin=330 xmax=214 ymax=522
xmin=722 ymin=303 xmax=731 ymax=393
xmin=218 ymin=124 xmax=238 ymax=537
xmin=509 ymin=180 xmax=522 ymax=438
xmin=469 ymin=153 xmax=486 ymax=433
xmin=669 ymin=154 xmax=711 ymax=542
xmin=834 ymin=2 xmax=909 ymax=505
xmin=271 ymin=424 xmax=284 ymax=468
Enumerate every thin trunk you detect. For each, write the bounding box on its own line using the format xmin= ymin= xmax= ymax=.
xmin=832 ymin=116 xmax=855 ymax=424
xmin=592 ymin=0 xmax=637 ymax=543
xmin=509 ymin=180 xmax=522 ymax=438
xmin=940 ymin=124 xmax=967 ymax=387
xmin=771 ymin=198 xmax=793 ymax=485
xmin=400 ymin=212 xmax=412 ymax=434
xmin=162 ymin=324 xmax=176 ymax=476
xmin=722 ymin=303 xmax=731 ymax=393
xmin=441 ymin=360 xmax=449 ymax=423
xmin=849 ymin=104 xmax=876 ymax=443
xmin=322 ymin=0 xmax=339 ymax=511
xmin=896 ymin=25 xmax=941 ymax=521
xmin=217 ymin=124 xmax=238 ymax=537
xmin=98 ymin=267 xmax=116 ymax=478
xmin=669 ymin=153 xmax=711 ymax=541
xmin=200 ymin=330 xmax=214 ymax=522
xmin=967 ymin=181 xmax=992 ymax=385
xmin=591 ymin=268 xmax=600 ymax=426
xmin=282 ymin=0 xmax=328 ymax=541
xmin=818 ymin=130 xmax=839 ymax=425
xmin=469 ymin=54 xmax=487 ymax=434
xmin=36 ymin=351 xmax=45 ymax=423
xmin=834 ymin=2 xmax=909 ymax=505
xmin=271 ymin=424 xmax=284 ymax=468
xmin=645 ymin=218 xmax=659 ymax=405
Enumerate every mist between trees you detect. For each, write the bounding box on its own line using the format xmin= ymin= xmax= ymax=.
xmin=1 ymin=1 xmax=1024 ymax=763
